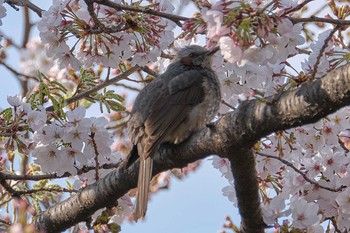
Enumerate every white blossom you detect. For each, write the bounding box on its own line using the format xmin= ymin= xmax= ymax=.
xmin=291 ymin=199 xmax=321 ymax=228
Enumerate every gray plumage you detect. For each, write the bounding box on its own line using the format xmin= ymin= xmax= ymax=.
xmin=127 ymin=45 xmax=221 ymax=220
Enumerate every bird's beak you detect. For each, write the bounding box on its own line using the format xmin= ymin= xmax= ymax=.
xmin=206 ymin=46 xmax=220 ymax=56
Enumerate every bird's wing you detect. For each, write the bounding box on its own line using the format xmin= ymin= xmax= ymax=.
xmin=141 ymin=69 xmax=205 ymax=159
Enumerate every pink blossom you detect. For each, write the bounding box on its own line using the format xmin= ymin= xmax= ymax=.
xmin=218 ymin=36 xmax=243 ymax=64
xmin=202 ymin=9 xmax=230 ymax=40
xmin=66 ymin=107 xmax=86 ymax=125
xmin=291 ymin=199 xmax=321 ymax=228
xmin=262 ymin=194 xmax=288 ymax=224
xmin=33 ymin=144 xmax=65 ymax=175
xmin=336 ymin=187 xmax=350 ymax=215
xmin=109 ymin=195 xmax=133 ymax=224
xmin=62 ymin=125 xmax=89 ymax=150
xmin=7 ymin=95 xmax=22 ymax=107
xmin=210 ymin=156 xmax=233 ymax=182
xmin=26 ymin=108 xmax=47 ymax=131
xmin=222 ymin=185 xmax=237 ymax=206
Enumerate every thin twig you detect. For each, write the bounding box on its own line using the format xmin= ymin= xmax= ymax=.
xmin=99 ymin=0 xmax=190 ymax=27
xmin=113 ymin=83 xmax=141 ymax=92
xmin=140 ymin=66 xmax=158 ymax=77
xmin=0 ymin=162 xmax=121 ymax=181
xmin=325 ymin=217 xmax=342 ymax=233
xmin=261 ymin=0 xmax=275 ymax=13
xmin=90 ymin=134 xmax=100 ymax=181
xmin=0 ymin=60 xmax=38 ymax=81
xmin=0 ymin=31 xmax=21 ymax=49
xmin=282 ymin=0 xmax=314 ymax=16
xmin=78 ymin=162 xmax=120 ymax=174
xmin=310 ymin=26 xmax=339 ymax=79
xmin=105 ymin=114 xmax=130 ymax=129
xmin=15 ymin=187 xmax=78 ymax=195
xmin=83 ymin=0 xmax=130 ymax=34
xmin=221 ymin=99 xmax=236 ymax=110
xmin=21 ymin=4 xmax=31 ymax=48
xmin=46 ymin=66 xmax=140 ymax=112
xmin=5 ymin=0 xmax=43 ymax=17
xmin=289 ymin=16 xmax=350 ymax=26
xmin=256 ymin=152 xmax=345 ymax=192
xmin=0 ymin=172 xmax=62 ymax=181
xmin=0 ymin=175 xmax=20 ymax=198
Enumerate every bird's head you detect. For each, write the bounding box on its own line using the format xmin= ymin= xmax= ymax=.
xmin=175 ymin=45 xmax=220 ymax=68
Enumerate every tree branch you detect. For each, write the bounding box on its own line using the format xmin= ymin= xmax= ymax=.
xmin=288 ymin=16 xmax=350 ymax=26
xmin=257 ymin=152 xmax=345 ymax=192
xmin=282 ymin=0 xmax=314 ymax=16
xmin=34 ymin=63 xmax=350 ymax=232
xmin=46 ymin=66 xmax=140 ymax=112
xmin=0 ymin=60 xmax=38 ymax=81
xmin=5 ymin=0 xmax=43 ymax=17
xmin=310 ymin=26 xmax=339 ymax=79
xmin=98 ymin=0 xmax=190 ymax=27
xmin=229 ymin=149 xmax=265 ymax=233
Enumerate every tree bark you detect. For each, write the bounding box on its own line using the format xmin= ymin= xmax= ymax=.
xmin=228 ymin=149 xmax=265 ymax=233
xmin=34 ymin=64 xmax=350 ymax=232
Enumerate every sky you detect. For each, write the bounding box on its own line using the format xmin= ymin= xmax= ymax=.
xmin=0 ymin=1 xmax=239 ymax=233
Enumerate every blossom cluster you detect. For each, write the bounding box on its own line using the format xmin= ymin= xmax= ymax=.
xmin=33 ymin=107 xmax=115 ymax=176
xmin=213 ymin=108 xmax=350 ymax=231
xmin=3 ymin=96 xmax=134 ymax=225
xmin=192 ymin=1 xmax=348 ymax=230
xmin=38 ymin=0 xmax=176 ymax=70
xmin=2 ymin=0 xmax=350 ymax=231
xmin=184 ymin=0 xmax=341 ymax=113
xmin=210 ymin=156 xmax=237 ymax=206
xmin=19 ymin=38 xmax=77 ymax=93
xmin=258 ymin=108 xmax=350 ymax=231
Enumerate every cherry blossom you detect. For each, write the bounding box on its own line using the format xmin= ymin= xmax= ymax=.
xmin=336 ymin=187 xmax=350 ymax=215
xmin=301 ymin=29 xmax=334 ymax=78
xmin=210 ymin=156 xmax=234 ymax=182
xmin=218 ymin=37 xmax=243 ymax=64
xmin=26 ymin=108 xmax=47 ymax=131
xmin=33 ymin=144 xmax=66 ymax=175
xmin=34 ymin=124 xmax=64 ymax=145
xmin=37 ymin=0 xmax=176 ymax=70
xmin=2 ymin=0 xmax=350 ymax=231
xmin=109 ymin=195 xmax=133 ymax=225
xmin=202 ymin=9 xmax=230 ymax=40
xmin=291 ymin=199 xmax=321 ymax=229
xmin=7 ymin=95 xmax=22 ymax=107
xmin=222 ymin=185 xmax=237 ymax=207
xmin=262 ymin=194 xmax=289 ymax=225
xmin=66 ymin=107 xmax=87 ymax=125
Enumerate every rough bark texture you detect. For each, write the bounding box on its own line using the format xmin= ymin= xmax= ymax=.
xmin=34 ymin=64 xmax=350 ymax=232
xmin=229 ymin=149 xmax=264 ymax=233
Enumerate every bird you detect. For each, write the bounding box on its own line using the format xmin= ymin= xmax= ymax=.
xmin=127 ymin=45 xmax=221 ymax=220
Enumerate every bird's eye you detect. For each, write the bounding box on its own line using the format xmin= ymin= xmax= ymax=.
xmin=189 ymin=53 xmax=196 ymax=57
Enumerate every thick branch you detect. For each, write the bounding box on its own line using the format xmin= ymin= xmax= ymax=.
xmin=229 ymin=149 xmax=265 ymax=233
xmin=34 ymin=63 xmax=350 ymax=232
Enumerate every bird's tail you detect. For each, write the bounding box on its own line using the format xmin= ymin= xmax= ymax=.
xmin=134 ymin=156 xmax=153 ymax=221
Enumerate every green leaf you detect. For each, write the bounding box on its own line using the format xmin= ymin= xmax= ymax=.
xmin=0 ymin=108 xmax=13 ymax=120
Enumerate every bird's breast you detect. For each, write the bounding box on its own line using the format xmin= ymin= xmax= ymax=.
xmin=166 ymin=70 xmax=221 ymax=144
